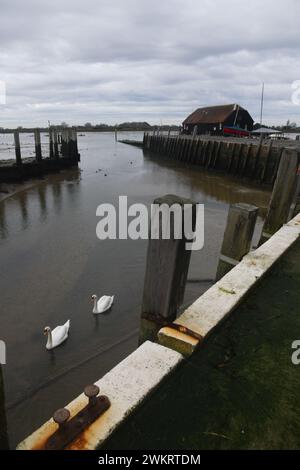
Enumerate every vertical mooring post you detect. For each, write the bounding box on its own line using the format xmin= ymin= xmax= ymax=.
xmin=71 ymin=128 xmax=79 ymax=159
xmin=49 ymin=128 xmax=54 ymax=159
xmin=216 ymin=203 xmax=259 ymax=281
xmin=259 ymin=148 xmax=299 ymax=245
xmin=60 ymin=129 xmax=66 ymax=157
xmin=115 ymin=127 xmax=118 ymax=142
xmin=139 ymin=194 xmax=197 ymax=344
xmin=53 ymin=128 xmax=59 ymax=158
xmin=68 ymin=128 xmax=74 ymax=158
xmin=34 ymin=129 xmax=42 ymax=161
xmin=14 ymin=131 xmax=22 ymax=166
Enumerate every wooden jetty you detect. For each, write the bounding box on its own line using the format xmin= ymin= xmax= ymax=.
xmin=0 ymin=127 xmax=80 ymax=182
xmin=141 ymin=133 xmax=300 ymax=186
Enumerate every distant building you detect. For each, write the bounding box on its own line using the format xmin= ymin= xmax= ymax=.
xmin=182 ymin=104 xmax=254 ymax=136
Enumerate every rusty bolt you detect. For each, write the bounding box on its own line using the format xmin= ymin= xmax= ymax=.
xmin=84 ymin=384 xmax=100 ymax=407
xmin=53 ymin=408 xmax=70 ymax=429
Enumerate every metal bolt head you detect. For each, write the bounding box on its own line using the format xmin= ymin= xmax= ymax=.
xmin=84 ymin=384 xmax=100 ymax=399
xmin=53 ymin=408 xmax=70 ymax=426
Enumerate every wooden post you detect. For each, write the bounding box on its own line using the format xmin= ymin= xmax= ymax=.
xmin=61 ymin=128 xmax=69 ymax=157
xmin=216 ymin=203 xmax=259 ymax=281
xmin=289 ymin=162 xmax=300 ymax=219
xmin=259 ymin=148 xmax=299 ymax=245
xmin=53 ymin=128 xmax=59 ymax=158
xmin=70 ymin=128 xmax=79 ymax=158
xmin=115 ymin=127 xmax=118 ymax=142
xmin=139 ymin=194 xmax=197 ymax=344
xmin=34 ymin=129 xmax=42 ymax=161
xmin=49 ymin=128 xmax=54 ymax=159
xmin=14 ymin=131 xmax=22 ymax=166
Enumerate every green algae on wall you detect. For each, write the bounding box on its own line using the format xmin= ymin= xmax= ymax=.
xmin=104 ymin=239 xmax=300 ymax=450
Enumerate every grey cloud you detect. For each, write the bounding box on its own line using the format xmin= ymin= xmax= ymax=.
xmin=0 ymin=0 xmax=300 ymax=126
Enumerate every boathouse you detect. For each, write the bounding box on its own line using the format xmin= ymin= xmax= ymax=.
xmin=182 ymin=104 xmax=254 ymax=136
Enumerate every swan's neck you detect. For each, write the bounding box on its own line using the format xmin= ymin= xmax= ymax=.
xmin=46 ymin=331 xmax=53 ymax=348
xmin=92 ymin=298 xmax=98 ymax=313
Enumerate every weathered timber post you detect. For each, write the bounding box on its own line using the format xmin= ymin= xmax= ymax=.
xmin=213 ymin=141 xmax=221 ymax=168
xmin=139 ymin=194 xmax=197 ymax=344
xmin=34 ymin=129 xmax=42 ymax=161
xmin=53 ymin=128 xmax=59 ymax=158
xmin=67 ymin=128 xmax=75 ymax=158
xmin=61 ymin=128 xmax=69 ymax=157
xmin=259 ymin=148 xmax=299 ymax=245
xmin=72 ymin=128 xmax=79 ymax=159
xmin=260 ymin=141 xmax=272 ymax=182
xmin=13 ymin=131 xmax=22 ymax=166
xmin=290 ymin=174 xmax=300 ymax=218
xmin=241 ymin=144 xmax=252 ymax=175
xmin=216 ymin=203 xmax=258 ymax=281
xmin=49 ymin=128 xmax=54 ymax=159
xmin=115 ymin=127 xmax=118 ymax=142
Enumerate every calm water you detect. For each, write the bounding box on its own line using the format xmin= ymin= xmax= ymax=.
xmin=0 ymin=132 xmax=271 ymax=448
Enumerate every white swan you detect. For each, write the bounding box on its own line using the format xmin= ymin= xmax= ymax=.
xmin=91 ymin=295 xmax=114 ymax=314
xmin=44 ymin=320 xmax=70 ymax=350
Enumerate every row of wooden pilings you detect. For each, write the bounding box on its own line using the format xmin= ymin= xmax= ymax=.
xmin=139 ymin=147 xmax=300 ymax=344
xmin=12 ymin=127 xmax=79 ymax=166
xmin=142 ymin=133 xmax=283 ymax=185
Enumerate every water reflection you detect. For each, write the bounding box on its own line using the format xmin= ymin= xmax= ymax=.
xmin=19 ymin=192 xmax=29 ymax=231
xmin=51 ymin=182 xmax=63 ymax=215
xmin=0 ymin=169 xmax=81 ymax=239
xmin=0 ymin=203 xmax=7 ymax=239
xmin=144 ymin=151 xmax=270 ymax=212
xmin=38 ymin=185 xmax=47 ymax=222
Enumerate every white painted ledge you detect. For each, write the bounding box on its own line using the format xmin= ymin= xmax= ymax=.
xmin=17 ymin=341 xmax=183 ymax=450
xmin=158 ymin=212 xmax=300 ymax=356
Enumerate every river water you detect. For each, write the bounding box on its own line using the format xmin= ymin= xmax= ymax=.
xmin=0 ymin=132 xmax=271 ymax=448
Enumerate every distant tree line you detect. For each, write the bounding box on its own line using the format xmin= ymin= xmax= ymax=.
xmin=0 ymin=122 xmax=180 ymax=133
xmin=253 ymin=120 xmax=300 ymax=132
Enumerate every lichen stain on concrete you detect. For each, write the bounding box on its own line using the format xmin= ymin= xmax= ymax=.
xmin=218 ymin=286 xmax=237 ymax=295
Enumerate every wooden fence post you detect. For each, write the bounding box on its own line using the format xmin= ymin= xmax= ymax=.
xmin=259 ymin=148 xmax=299 ymax=245
xmin=139 ymin=194 xmax=197 ymax=344
xmin=34 ymin=129 xmax=42 ymax=161
xmin=14 ymin=131 xmax=22 ymax=166
xmin=216 ymin=203 xmax=259 ymax=281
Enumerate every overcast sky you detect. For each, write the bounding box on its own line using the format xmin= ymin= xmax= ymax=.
xmin=0 ymin=0 xmax=300 ymax=127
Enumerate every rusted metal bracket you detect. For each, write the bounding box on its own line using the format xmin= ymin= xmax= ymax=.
xmin=44 ymin=384 xmax=110 ymax=450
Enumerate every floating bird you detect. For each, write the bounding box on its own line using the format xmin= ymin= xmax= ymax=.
xmin=44 ymin=320 xmax=70 ymax=350
xmin=91 ymin=295 xmax=114 ymax=314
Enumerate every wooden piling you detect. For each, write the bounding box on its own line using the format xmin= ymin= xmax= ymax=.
xmin=14 ymin=131 xmax=22 ymax=166
xmin=61 ymin=128 xmax=69 ymax=157
xmin=259 ymin=148 xmax=299 ymax=245
xmin=49 ymin=129 xmax=54 ymax=159
xmin=216 ymin=203 xmax=259 ymax=281
xmin=34 ymin=129 xmax=42 ymax=161
xmin=139 ymin=194 xmax=197 ymax=343
xmin=53 ymin=128 xmax=59 ymax=158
